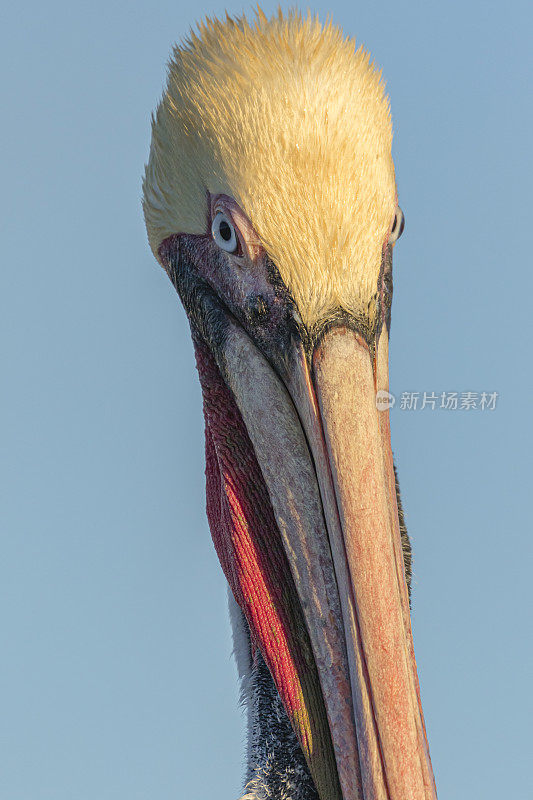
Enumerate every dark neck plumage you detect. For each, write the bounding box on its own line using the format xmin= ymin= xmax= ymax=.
xmin=228 ymin=594 xmax=318 ymax=800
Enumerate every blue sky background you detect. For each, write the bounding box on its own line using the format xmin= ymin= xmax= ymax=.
xmin=2 ymin=1 xmax=532 ymax=798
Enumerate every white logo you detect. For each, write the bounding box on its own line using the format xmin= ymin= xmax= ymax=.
xmin=376 ymin=390 xmax=395 ymax=411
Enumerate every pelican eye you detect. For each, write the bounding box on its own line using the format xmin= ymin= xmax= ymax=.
xmin=389 ymin=208 xmax=405 ymax=244
xmin=212 ymin=211 xmax=238 ymax=253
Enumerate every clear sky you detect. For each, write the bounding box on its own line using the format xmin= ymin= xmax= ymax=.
xmin=1 ymin=1 xmax=531 ymax=798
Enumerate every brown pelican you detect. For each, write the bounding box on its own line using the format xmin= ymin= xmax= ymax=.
xmin=143 ymin=10 xmax=437 ymax=800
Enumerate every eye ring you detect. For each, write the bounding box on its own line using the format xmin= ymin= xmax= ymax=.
xmin=389 ymin=207 xmax=405 ymax=244
xmin=212 ymin=211 xmax=239 ymax=253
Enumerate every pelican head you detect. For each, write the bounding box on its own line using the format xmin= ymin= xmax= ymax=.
xmin=143 ymin=10 xmax=436 ymax=800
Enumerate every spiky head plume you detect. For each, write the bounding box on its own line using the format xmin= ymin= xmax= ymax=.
xmin=143 ymin=9 xmax=396 ymax=325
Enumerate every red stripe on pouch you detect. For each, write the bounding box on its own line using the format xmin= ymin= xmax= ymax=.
xmin=195 ymin=337 xmax=305 ymax=716
xmin=193 ymin=334 xmax=327 ymax=755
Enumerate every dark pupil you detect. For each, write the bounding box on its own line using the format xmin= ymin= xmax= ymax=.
xmin=219 ymin=220 xmax=232 ymax=241
xmin=398 ymin=213 xmax=405 ymax=238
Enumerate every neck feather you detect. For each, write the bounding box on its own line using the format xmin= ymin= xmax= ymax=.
xmin=228 ymin=592 xmax=319 ymax=800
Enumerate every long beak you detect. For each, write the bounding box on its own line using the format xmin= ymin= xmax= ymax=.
xmin=308 ymin=328 xmax=436 ymax=800
xmin=217 ymin=316 xmax=437 ymax=800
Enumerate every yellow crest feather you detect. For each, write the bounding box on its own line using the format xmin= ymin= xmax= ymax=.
xmin=143 ymin=9 xmax=397 ymax=325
